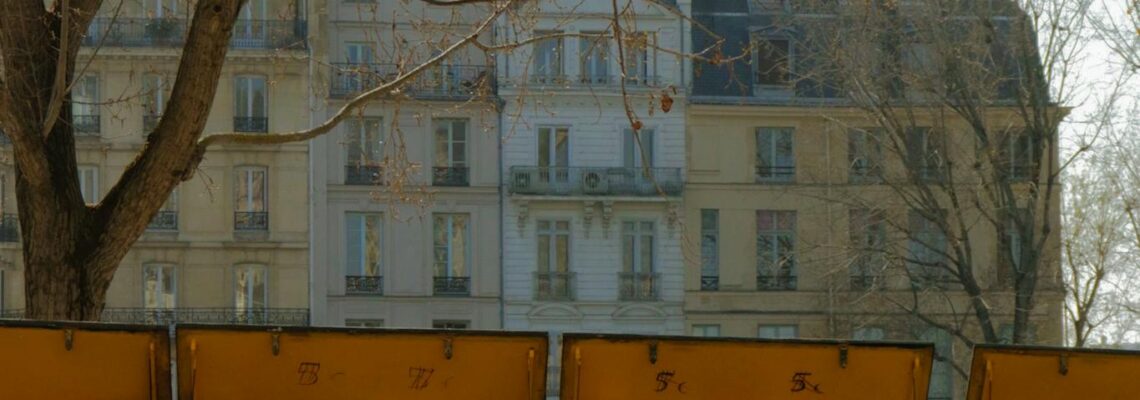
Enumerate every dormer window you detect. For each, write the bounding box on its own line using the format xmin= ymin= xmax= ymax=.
xmin=753 ymin=36 xmax=793 ymax=90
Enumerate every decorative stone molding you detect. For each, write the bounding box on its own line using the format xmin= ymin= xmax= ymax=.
xmin=582 ymin=201 xmax=596 ymax=236
xmin=601 ymin=201 xmax=614 ymax=238
xmin=516 ymin=200 xmax=529 ymax=233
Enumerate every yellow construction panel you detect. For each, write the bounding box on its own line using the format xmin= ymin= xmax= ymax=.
xmin=967 ymin=345 xmax=1140 ymax=400
xmin=0 ymin=321 xmax=171 ymax=400
xmin=562 ymin=334 xmax=934 ymax=400
xmin=176 ymin=325 xmax=548 ymax=400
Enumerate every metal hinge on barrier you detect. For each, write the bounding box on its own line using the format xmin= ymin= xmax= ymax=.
xmin=443 ymin=337 xmax=453 ymax=360
xmin=838 ymin=343 xmax=848 ymax=368
xmin=648 ymin=341 xmax=658 ymax=364
xmin=64 ymin=329 xmax=74 ymax=351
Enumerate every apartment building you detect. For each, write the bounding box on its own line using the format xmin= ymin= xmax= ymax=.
xmin=0 ymin=0 xmax=311 ymax=325
xmin=684 ymin=1 xmax=1063 ymax=399
xmin=497 ymin=0 xmax=689 ymax=395
xmin=308 ymin=0 xmax=502 ymax=329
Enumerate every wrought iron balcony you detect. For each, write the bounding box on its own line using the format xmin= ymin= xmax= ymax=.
xmin=535 ymin=272 xmax=574 ymax=301
xmin=755 ymin=165 xmax=795 ymax=182
xmin=147 ymin=211 xmax=178 ymax=231
xmin=72 ymin=115 xmax=100 ymax=136
xmin=619 ymin=272 xmax=659 ymax=301
xmin=757 ymin=274 xmax=797 ymax=291
xmin=508 ymin=166 xmax=682 ymax=197
xmin=84 ymin=18 xmax=306 ymax=50
xmin=329 ymin=63 xmax=494 ymax=100
xmin=143 ymin=114 xmax=161 ymax=132
xmin=345 ymin=165 xmax=383 ymax=185
xmin=0 ymin=308 xmax=310 ymax=325
xmin=346 ymin=275 xmax=383 ymax=295
xmin=433 ymin=276 xmax=470 ymax=296
xmin=516 ymin=74 xmax=663 ymax=88
xmin=0 ymin=214 xmax=19 ymax=243
xmin=432 ymin=166 xmax=469 ymax=187
xmin=233 ymin=117 xmax=268 ymax=133
xmin=700 ymin=275 xmax=719 ymax=291
xmin=234 ymin=211 xmax=269 ymax=231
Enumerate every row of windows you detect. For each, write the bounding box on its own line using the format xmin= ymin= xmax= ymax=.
xmin=344 ymin=213 xmax=473 ymax=296
xmin=529 ymin=31 xmax=657 ymax=83
xmin=755 ymin=127 xmax=1040 ymax=183
xmin=343 ymin=118 xmax=470 ymax=186
xmin=141 ymin=263 xmax=268 ymax=310
xmin=699 ymin=208 xmax=1024 ymax=291
xmin=344 ymin=319 xmax=470 ymax=330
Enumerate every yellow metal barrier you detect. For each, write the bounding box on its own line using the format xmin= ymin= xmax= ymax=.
xmin=176 ymin=325 xmax=548 ymax=400
xmin=561 ymin=334 xmax=934 ymax=400
xmin=967 ymin=345 xmax=1140 ymax=399
xmin=0 ymin=320 xmax=171 ymax=400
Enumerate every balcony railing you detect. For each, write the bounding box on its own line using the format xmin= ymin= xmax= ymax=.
xmin=433 ymin=276 xmax=470 ymax=296
xmin=700 ymin=275 xmax=719 ymax=291
xmin=619 ymin=272 xmax=659 ymax=301
xmin=143 ymin=115 xmax=161 ymax=132
xmin=508 ymin=166 xmax=682 ymax=197
xmin=520 ymin=74 xmax=662 ymax=88
xmin=234 ymin=211 xmax=269 ymax=231
xmin=0 ymin=214 xmax=19 ymax=243
xmin=535 ymin=272 xmax=574 ymax=301
xmin=73 ymin=115 xmax=100 ymax=136
xmin=84 ymin=18 xmax=306 ymax=50
xmin=432 ymin=166 xmax=469 ymax=187
xmin=345 ymin=165 xmax=383 ymax=185
xmin=1 ymin=308 xmax=310 ymax=326
xmin=346 ymin=275 xmax=383 ymax=295
xmin=147 ymin=210 xmax=178 ymax=231
xmin=329 ymin=63 xmax=494 ymax=100
xmin=234 ymin=117 xmax=268 ymax=133
xmin=757 ymin=274 xmax=797 ymax=291
xmin=755 ymin=165 xmax=795 ymax=182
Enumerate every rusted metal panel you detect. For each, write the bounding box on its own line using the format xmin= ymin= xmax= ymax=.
xmin=176 ymin=325 xmax=548 ymax=400
xmin=967 ymin=345 xmax=1140 ymax=399
xmin=0 ymin=320 xmax=171 ymax=400
xmin=561 ymin=333 xmax=934 ymax=400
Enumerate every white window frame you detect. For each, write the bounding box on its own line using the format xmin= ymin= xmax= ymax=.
xmin=700 ymin=209 xmax=719 ymax=279
xmin=692 ymin=324 xmax=721 ymax=337
xmin=623 ymin=128 xmax=655 ymax=169
xmin=142 ymin=263 xmax=177 ymax=309
xmin=537 ymin=126 xmax=570 ymax=168
xmin=345 ymin=212 xmax=383 ymax=277
xmin=233 ymin=263 xmax=268 ymax=310
xmin=78 ymin=165 xmax=99 ymax=205
xmin=579 ymin=33 xmax=610 ymax=83
xmin=346 ymin=118 xmax=383 ymax=165
xmin=537 ymin=220 xmax=571 ymax=274
xmin=849 ymin=128 xmax=884 ymax=182
xmin=756 ymin=210 xmax=797 ymax=284
xmin=72 ymin=74 xmax=99 ymax=117
xmin=533 ymin=31 xmax=564 ymax=80
xmin=234 ymin=166 xmax=268 ymax=213
xmin=434 ymin=119 xmax=468 ymax=168
xmin=621 ymin=221 xmax=656 ymax=275
xmin=758 ymin=324 xmax=798 ymax=339
xmin=751 ymin=34 xmax=793 ymax=89
xmin=756 ymin=127 xmax=795 ymax=182
xmin=234 ymin=75 xmax=267 ymax=119
xmin=623 ymin=31 xmax=656 ymax=84
xmin=142 ymin=74 xmax=169 ymax=117
xmin=433 ymin=214 xmax=471 ymax=278
xmin=344 ymin=42 xmax=375 ymax=64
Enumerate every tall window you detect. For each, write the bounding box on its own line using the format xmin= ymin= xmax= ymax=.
xmin=433 ymin=214 xmax=471 ymax=295
xmin=72 ymin=74 xmax=100 ymax=134
xmin=692 ymin=324 xmax=721 ymax=337
xmin=345 ymin=213 xmax=383 ymax=294
xmin=235 ymin=0 xmax=267 ymax=41
xmin=536 ymin=220 xmax=571 ymax=300
xmin=908 ymin=210 xmax=950 ymax=288
xmin=758 ymin=324 xmax=798 ymax=339
xmin=234 ymin=166 xmax=268 ymax=231
xmin=853 ymin=327 xmax=886 ymax=340
xmin=344 ymin=117 xmax=383 ymax=185
xmin=78 ymin=165 xmax=99 ymax=204
xmin=922 ymin=328 xmax=953 ymax=400
xmin=700 ymin=209 xmax=719 ymax=291
xmin=234 ymin=75 xmax=267 ymax=132
xmin=143 ymin=263 xmax=176 ymax=309
xmin=234 ymin=264 xmax=267 ymax=311
xmin=433 ymin=119 xmax=469 ymax=186
xmin=533 ymin=31 xmax=564 ymax=81
xmin=756 ymin=211 xmax=796 ymax=290
xmin=579 ymin=34 xmax=610 ymax=84
xmin=344 ymin=42 xmax=375 ymax=64
xmin=753 ymin=37 xmax=791 ymax=87
xmin=849 ymin=128 xmax=884 ymax=182
xmin=906 ymin=127 xmax=945 ymax=182
xmin=620 ymin=221 xmax=656 ymax=300
xmin=849 ymin=209 xmax=887 ymax=290
xmin=1003 ymin=129 xmax=1039 ymax=182
xmin=756 ymin=128 xmax=795 ymax=182
xmin=623 ymin=128 xmax=655 ymax=168
xmin=145 ymin=0 xmax=179 ymax=17
xmin=142 ymin=74 xmax=169 ymax=131
xmin=537 ymin=126 xmax=570 ymax=185
xmin=998 ymin=208 xmax=1028 ymax=287
xmin=624 ymin=32 xmax=654 ymax=84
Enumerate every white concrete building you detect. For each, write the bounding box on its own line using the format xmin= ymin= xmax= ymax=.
xmin=496 ymin=0 xmax=690 ymax=395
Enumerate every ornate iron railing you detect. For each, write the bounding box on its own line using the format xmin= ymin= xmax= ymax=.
xmin=508 ymin=166 xmax=682 ymax=197
xmin=433 ymin=276 xmax=470 ymax=296
xmin=619 ymin=272 xmax=658 ymax=301
xmin=147 ymin=211 xmax=178 ymax=231
xmin=757 ymin=274 xmax=797 ymax=291
xmin=0 ymin=214 xmax=18 ymax=243
xmin=432 ymin=166 xmax=469 ymax=187
xmin=84 ymin=18 xmax=306 ymax=50
xmin=345 ymin=165 xmax=383 ymax=185
xmin=233 ymin=117 xmax=268 ymax=133
xmin=518 ymin=74 xmax=663 ymax=88
xmin=234 ymin=211 xmax=269 ymax=231
xmin=700 ymin=275 xmax=719 ymax=291
xmin=346 ymin=275 xmax=383 ymax=295
xmin=755 ymin=165 xmax=795 ymax=182
xmin=73 ymin=115 xmax=100 ymax=136
xmin=0 ymin=308 xmax=310 ymax=326
xmin=329 ymin=63 xmax=494 ymax=100
xmin=534 ymin=272 xmax=573 ymax=301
